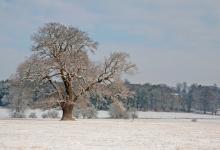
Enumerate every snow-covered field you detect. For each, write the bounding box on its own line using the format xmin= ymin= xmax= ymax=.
xmin=0 ymin=119 xmax=220 ymax=150
xmin=0 ymin=108 xmax=220 ymax=150
xmin=1 ymin=107 xmax=220 ymax=149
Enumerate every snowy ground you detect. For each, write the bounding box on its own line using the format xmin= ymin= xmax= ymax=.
xmin=1 ymin=107 xmax=220 ymax=150
xmin=0 ymin=119 xmax=220 ymax=150
xmin=1 ymin=107 xmax=220 ymax=120
xmin=137 ymin=111 xmax=220 ymax=119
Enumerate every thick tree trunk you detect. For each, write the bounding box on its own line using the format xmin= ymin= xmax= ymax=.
xmin=61 ymin=102 xmax=75 ymax=121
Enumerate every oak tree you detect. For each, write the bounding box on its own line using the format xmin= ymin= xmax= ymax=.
xmin=19 ymin=23 xmax=136 ymax=120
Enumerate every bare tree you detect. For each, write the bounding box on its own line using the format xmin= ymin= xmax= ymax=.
xmin=8 ymin=65 xmax=33 ymax=118
xmin=19 ymin=22 xmax=136 ymax=120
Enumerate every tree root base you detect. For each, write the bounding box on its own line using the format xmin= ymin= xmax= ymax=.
xmin=61 ymin=117 xmax=76 ymax=121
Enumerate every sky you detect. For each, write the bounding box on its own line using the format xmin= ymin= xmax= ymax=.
xmin=0 ymin=0 xmax=220 ymax=86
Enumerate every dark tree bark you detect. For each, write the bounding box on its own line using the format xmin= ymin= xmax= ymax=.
xmin=61 ymin=101 xmax=75 ymax=120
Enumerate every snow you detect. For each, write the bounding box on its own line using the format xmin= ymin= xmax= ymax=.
xmin=0 ymin=119 xmax=220 ymax=150
xmin=137 ymin=111 xmax=220 ymax=119
xmin=97 ymin=110 xmax=220 ymax=120
xmin=97 ymin=110 xmax=110 ymax=118
xmin=0 ymin=107 xmax=10 ymax=119
xmin=0 ymin=108 xmax=220 ymax=149
xmin=1 ymin=107 xmax=220 ymax=120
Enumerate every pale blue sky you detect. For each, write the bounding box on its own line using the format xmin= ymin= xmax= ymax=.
xmin=0 ymin=0 xmax=220 ymax=86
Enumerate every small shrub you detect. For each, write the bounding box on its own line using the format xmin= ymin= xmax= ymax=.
xmin=83 ymin=107 xmax=97 ymax=119
xmin=29 ymin=112 xmax=37 ymax=118
xmin=191 ymin=118 xmax=197 ymax=122
xmin=131 ymin=112 xmax=138 ymax=119
xmin=127 ymin=108 xmax=138 ymax=119
xmin=73 ymin=105 xmax=97 ymax=119
xmin=47 ymin=110 xmax=59 ymax=118
xmin=41 ymin=113 xmax=48 ymax=118
xmin=11 ymin=111 xmax=26 ymax=118
xmin=109 ymin=102 xmax=129 ymax=119
xmin=73 ymin=106 xmax=81 ymax=118
xmin=42 ymin=110 xmax=59 ymax=119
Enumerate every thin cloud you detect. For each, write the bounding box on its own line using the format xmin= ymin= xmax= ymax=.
xmin=0 ymin=0 xmax=220 ymax=85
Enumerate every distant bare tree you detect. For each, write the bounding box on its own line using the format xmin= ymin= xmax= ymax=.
xmin=19 ymin=22 xmax=136 ymax=120
xmin=8 ymin=65 xmax=33 ymax=118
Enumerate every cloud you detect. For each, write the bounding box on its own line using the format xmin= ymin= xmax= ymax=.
xmin=0 ymin=0 xmax=220 ymax=85
xmin=93 ymin=43 xmax=220 ymax=86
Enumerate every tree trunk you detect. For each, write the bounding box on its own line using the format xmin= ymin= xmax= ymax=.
xmin=61 ymin=101 xmax=75 ymax=121
xmin=203 ymin=109 xmax=206 ymax=114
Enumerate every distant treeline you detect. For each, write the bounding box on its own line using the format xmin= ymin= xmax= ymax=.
xmin=0 ymin=80 xmax=9 ymax=106
xmin=90 ymin=82 xmax=220 ymax=115
xmin=0 ymin=80 xmax=219 ymax=114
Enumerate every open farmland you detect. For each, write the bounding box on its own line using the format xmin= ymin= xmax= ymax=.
xmin=0 ymin=119 xmax=219 ymax=150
